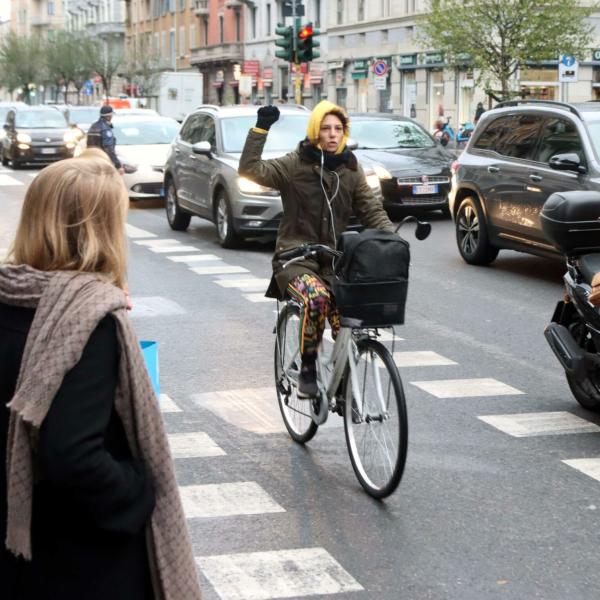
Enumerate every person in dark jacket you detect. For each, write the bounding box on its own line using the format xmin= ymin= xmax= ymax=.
xmin=238 ymin=100 xmax=394 ymax=397
xmin=87 ymin=105 xmax=124 ymax=173
xmin=0 ymin=151 xmax=202 ymax=600
xmin=474 ymin=102 xmax=485 ymax=124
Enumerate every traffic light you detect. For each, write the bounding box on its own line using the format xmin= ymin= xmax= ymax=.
xmin=275 ymin=24 xmax=295 ymax=62
xmin=297 ymin=22 xmax=320 ymax=62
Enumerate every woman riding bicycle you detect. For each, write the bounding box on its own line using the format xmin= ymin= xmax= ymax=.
xmin=239 ymin=100 xmax=394 ymax=398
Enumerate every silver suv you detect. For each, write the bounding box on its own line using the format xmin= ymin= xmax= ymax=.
xmin=163 ymin=104 xmax=383 ymax=247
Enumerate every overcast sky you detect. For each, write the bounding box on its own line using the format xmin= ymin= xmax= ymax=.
xmin=0 ymin=0 xmax=9 ymax=22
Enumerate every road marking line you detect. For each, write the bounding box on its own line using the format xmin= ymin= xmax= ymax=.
xmin=180 ymin=482 xmax=285 ymax=518
xmin=0 ymin=174 xmax=23 ymax=186
xmin=192 ymin=387 xmax=342 ymax=434
xmin=215 ymin=277 xmax=271 ymax=291
xmin=479 ymin=411 xmax=600 ymax=437
xmin=243 ymin=293 xmax=274 ymax=303
xmin=323 ymin=329 xmax=402 ymax=343
xmin=190 ymin=265 xmax=249 ymax=275
xmin=563 ymin=458 xmax=600 ymax=483
xmin=135 ymin=238 xmax=183 ymax=247
xmin=125 ymin=223 xmax=157 ymax=239
xmin=167 ymin=432 xmax=226 ymax=458
xmin=196 ymin=547 xmax=363 ymax=600
xmin=393 ymin=351 xmax=457 ymax=367
xmin=410 ymin=378 xmax=524 ymax=398
xmin=159 ymin=393 xmax=182 ymax=413
xmin=129 ymin=296 xmax=185 ymax=318
xmin=148 ymin=245 xmax=199 ymax=253
xmin=167 ymin=254 xmax=221 ymax=262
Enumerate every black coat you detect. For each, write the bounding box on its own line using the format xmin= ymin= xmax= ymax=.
xmin=0 ymin=302 xmax=155 ymax=600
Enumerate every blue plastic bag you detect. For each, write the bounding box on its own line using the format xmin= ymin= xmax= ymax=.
xmin=140 ymin=340 xmax=160 ymax=397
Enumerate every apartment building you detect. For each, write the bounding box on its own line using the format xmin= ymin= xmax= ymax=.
xmin=11 ymin=0 xmax=66 ymax=37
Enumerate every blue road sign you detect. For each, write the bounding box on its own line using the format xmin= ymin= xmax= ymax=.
xmin=561 ymin=55 xmax=576 ymax=67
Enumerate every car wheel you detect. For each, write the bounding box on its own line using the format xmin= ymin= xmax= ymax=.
xmin=165 ymin=179 xmax=191 ymax=231
xmin=455 ymin=196 xmax=499 ymax=265
xmin=215 ymin=190 xmax=241 ymax=248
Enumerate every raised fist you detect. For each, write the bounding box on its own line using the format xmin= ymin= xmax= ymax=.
xmin=256 ymin=105 xmax=280 ymax=131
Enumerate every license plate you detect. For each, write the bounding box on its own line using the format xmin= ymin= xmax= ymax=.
xmin=412 ymin=184 xmax=438 ymax=195
xmin=159 ymin=187 xmax=165 ymax=197
xmin=41 ymin=148 xmax=57 ymax=154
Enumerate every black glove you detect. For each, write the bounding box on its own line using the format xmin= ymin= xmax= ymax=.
xmin=255 ymin=106 xmax=280 ymax=131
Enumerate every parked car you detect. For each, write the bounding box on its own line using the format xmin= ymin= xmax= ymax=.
xmin=0 ymin=101 xmax=27 ymax=144
xmin=66 ymin=106 xmax=102 ymax=133
xmin=112 ymin=114 xmax=180 ymax=199
xmin=350 ymin=113 xmax=455 ymax=216
xmin=1 ymin=106 xmax=78 ymax=168
xmin=163 ymin=105 xmax=383 ymax=247
xmin=449 ymin=100 xmax=600 ymax=265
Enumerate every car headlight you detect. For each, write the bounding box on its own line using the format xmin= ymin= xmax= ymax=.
xmin=366 ymin=173 xmax=381 ymax=190
xmin=16 ymin=133 xmax=31 ymax=144
xmin=373 ymin=165 xmax=392 ymax=180
xmin=238 ymin=176 xmax=275 ymax=195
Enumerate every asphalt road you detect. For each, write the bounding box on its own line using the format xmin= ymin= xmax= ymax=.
xmin=2 ymin=165 xmax=600 ymax=600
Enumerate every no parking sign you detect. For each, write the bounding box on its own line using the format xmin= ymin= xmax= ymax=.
xmin=372 ymin=60 xmax=389 ymax=77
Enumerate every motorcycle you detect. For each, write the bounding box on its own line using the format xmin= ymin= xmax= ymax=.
xmin=432 ymin=117 xmax=455 ymax=147
xmin=456 ymin=122 xmax=474 ymax=147
xmin=542 ymin=190 xmax=600 ymax=412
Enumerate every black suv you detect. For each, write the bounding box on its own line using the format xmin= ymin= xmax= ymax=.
xmin=449 ymin=100 xmax=600 ymax=265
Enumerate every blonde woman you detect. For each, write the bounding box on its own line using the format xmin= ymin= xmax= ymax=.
xmin=0 ymin=155 xmax=201 ymax=600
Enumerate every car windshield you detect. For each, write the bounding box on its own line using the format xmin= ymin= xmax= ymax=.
xmin=68 ymin=107 xmax=99 ymax=124
xmin=584 ymin=118 xmax=600 ymax=159
xmin=15 ymin=110 xmax=68 ymax=128
xmin=221 ymin=115 xmax=309 ymax=153
xmin=112 ymin=119 xmax=180 ymax=145
xmin=350 ymin=119 xmax=435 ymax=149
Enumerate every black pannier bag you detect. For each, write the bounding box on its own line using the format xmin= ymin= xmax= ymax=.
xmin=333 ymin=229 xmax=410 ymax=326
xmin=541 ymin=191 xmax=600 ymax=255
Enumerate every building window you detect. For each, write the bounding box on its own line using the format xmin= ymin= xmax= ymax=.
xmin=314 ymin=0 xmax=321 ymax=28
xmin=358 ymin=0 xmax=364 ymax=21
xmin=236 ymin=10 xmax=241 ymax=41
xmin=189 ymin=24 xmax=196 ymax=49
xmin=250 ymin=7 xmax=256 ymax=38
xmin=47 ymin=1 xmax=55 ymax=16
xmin=337 ymin=0 xmax=343 ymax=24
xmin=219 ymin=15 xmax=224 ymax=43
xmin=180 ymin=0 xmax=185 ymax=11
xmin=203 ymin=17 xmax=208 ymax=45
xmin=179 ymin=26 xmax=185 ymax=56
xmin=382 ymin=29 xmax=388 ymax=43
xmin=266 ymin=4 xmax=271 ymax=36
xmin=170 ymin=30 xmax=175 ymax=66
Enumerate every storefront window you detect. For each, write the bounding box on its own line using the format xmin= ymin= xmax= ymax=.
xmin=520 ymin=68 xmax=558 ymax=101
xmin=429 ymin=70 xmax=444 ymax=126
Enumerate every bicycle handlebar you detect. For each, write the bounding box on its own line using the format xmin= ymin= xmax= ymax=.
xmin=278 ymin=244 xmax=342 ymax=262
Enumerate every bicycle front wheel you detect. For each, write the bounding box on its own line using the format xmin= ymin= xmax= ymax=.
xmin=344 ymin=338 xmax=408 ymax=498
xmin=274 ymin=303 xmax=318 ymax=444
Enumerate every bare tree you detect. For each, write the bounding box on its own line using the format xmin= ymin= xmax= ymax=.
xmin=88 ymin=39 xmax=123 ymax=99
xmin=0 ymin=32 xmax=45 ymax=104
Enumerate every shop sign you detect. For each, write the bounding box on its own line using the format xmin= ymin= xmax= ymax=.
xmin=262 ymin=67 xmax=273 ymax=87
xmin=243 ymin=60 xmax=260 ymax=76
xmin=399 ymin=54 xmax=417 ymax=66
xmin=310 ymin=66 xmax=323 ymax=84
xmin=353 ymin=60 xmax=368 ymax=70
xmin=593 ymin=49 xmax=600 ymax=62
xmin=352 ymin=71 xmax=368 ymax=80
xmin=425 ymin=52 xmax=444 ymax=65
xmin=455 ymin=52 xmax=471 ymax=63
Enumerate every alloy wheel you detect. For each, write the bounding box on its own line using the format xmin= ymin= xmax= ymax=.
xmin=457 ymin=204 xmax=479 ymax=256
xmin=217 ymin=196 xmax=229 ymax=241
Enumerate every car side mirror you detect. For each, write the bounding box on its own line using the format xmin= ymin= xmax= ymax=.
xmin=192 ymin=141 xmax=212 ymax=156
xmin=549 ymin=153 xmax=585 ymax=173
xmin=346 ymin=137 xmax=358 ymax=151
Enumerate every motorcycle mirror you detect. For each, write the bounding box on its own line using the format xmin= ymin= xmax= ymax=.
xmin=416 ymin=221 xmax=432 ymax=240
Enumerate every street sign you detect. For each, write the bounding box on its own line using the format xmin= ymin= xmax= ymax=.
xmin=559 ymin=54 xmax=578 ymax=83
xmin=282 ymin=0 xmax=304 ymax=17
xmin=372 ymin=60 xmax=388 ymax=76
xmin=374 ymin=75 xmax=387 ymax=90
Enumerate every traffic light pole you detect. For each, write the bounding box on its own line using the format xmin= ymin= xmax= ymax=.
xmin=292 ymin=2 xmax=302 ymax=105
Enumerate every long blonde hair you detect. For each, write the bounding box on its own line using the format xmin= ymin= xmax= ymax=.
xmin=9 ymin=150 xmax=129 ymax=288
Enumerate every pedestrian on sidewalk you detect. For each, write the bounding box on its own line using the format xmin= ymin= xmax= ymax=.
xmin=0 ymin=154 xmax=202 ymax=600
xmin=87 ymin=105 xmax=125 ymax=174
xmin=238 ymin=100 xmax=394 ymax=397
xmin=474 ymin=102 xmax=486 ymax=124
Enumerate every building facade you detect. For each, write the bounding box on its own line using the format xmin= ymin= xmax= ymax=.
xmin=10 ymin=0 xmax=66 ymax=37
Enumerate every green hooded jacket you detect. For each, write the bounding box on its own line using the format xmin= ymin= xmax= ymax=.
xmin=238 ymin=102 xmax=394 ymax=296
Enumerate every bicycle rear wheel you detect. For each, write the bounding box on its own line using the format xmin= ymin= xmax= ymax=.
xmin=344 ymin=338 xmax=408 ymax=498
xmin=275 ymin=303 xmax=318 ymax=443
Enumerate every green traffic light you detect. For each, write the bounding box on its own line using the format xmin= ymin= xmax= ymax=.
xmin=274 ymin=24 xmax=294 ymax=62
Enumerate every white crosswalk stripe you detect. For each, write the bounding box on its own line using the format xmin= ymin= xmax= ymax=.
xmin=129 ymin=296 xmax=185 ymax=318
xmin=196 ymin=547 xmax=363 ymax=600
xmin=180 ymin=482 xmax=285 ymax=518
xmin=0 ymin=174 xmax=23 ymax=186
xmin=125 ymin=223 xmax=157 ymax=239
xmin=243 ymin=293 xmax=274 ymax=303
xmin=410 ymin=378 xmax=524 ymax=398
xmin=479 ymin=411 xmax=600 ymax=437
xmin=215 ymin=277 xmax=271 ymax=291
xmin=159 ymin=393 xmax=182 ymax=413
xmin=563 ymin=458 xmax=600 ymax=483
xmin=190 ymin=265 xmax=249 ymax=275
xmin=393 ymin=351 xmax=457 ymax=367
xmin=167 ymin=432 xmax=226 ymax=458
xmin=148 ymin=245 xmax=199 ymax=253
xmin=167 ymin=254 xmax=221 ymax=262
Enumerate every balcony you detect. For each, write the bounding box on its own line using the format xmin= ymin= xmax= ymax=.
xmin=224 ymin=0 xmax=243 ymax=7
xmin=190 ymin=42 xmax=243 ymax=66
xmin=30 ymin=15 xmax=50 ymax=26
xmin=194 ymin=0 xmax=209 ymax=15
xmin=86 ymin=21 xmax=126 ymax=36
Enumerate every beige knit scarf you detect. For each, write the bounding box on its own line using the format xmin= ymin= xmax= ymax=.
xmin=0 ymin=264 xmax=202 ymax=600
